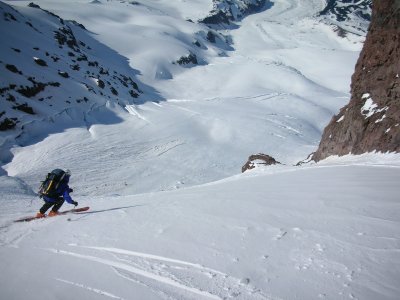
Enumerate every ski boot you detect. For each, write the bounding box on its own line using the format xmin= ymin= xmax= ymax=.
xmin=48 ymin=210 xmax=59 ymax=217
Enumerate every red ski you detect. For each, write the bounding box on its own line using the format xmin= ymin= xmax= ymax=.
xmin=14 ymin=206 xmax=90 ymax=223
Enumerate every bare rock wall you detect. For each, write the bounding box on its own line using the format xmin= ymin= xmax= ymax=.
xmin=313 ymin=0 xmax=400 ymax=161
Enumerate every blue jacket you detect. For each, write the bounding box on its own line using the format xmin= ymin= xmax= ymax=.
xmin=43 ymin=176 xmax=74 ymax=204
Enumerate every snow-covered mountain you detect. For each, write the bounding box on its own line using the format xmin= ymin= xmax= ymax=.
xmin=0 ymin=0 xmax=235 ymax=179
xmin=320 ymin=0 xmax=372 ymax=22
xmin=1 ymin=0 xmax=366 ymax=194
xmin=1 ymin=0 xmax=368 ymax=192
xmin=319 ymin=0 xmax=372 ymax=36
xmin=1 ymin=1 xmax=399 ymax=299
xmin=0 ymin=1 xmax=152 ymax=174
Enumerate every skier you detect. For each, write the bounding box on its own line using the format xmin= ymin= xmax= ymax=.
xmin=36 ymin=169 xmax=78 ymax=218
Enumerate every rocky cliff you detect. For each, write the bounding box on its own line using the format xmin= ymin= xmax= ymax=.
xmin=313 ymin=0 xmax=400 ymax=162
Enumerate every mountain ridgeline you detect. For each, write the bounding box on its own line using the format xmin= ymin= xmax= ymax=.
xmin=313 ymin=0 xmax=400 ymax=161
xmin=199 ymin=0 xmax=372 ymax=35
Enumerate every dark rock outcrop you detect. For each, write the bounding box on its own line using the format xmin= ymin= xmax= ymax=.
xmin=0 ymin=118 xmax=17 ymax=131
xmin=175 ymin=52 xmax=198 ymax=66
xmin=242 ymin=153 xmax=280 ymax=173
xmin=313 ymin=0 xmax=400 ymax=161
xmin=199 ymin=0 xmax=271 ymax=27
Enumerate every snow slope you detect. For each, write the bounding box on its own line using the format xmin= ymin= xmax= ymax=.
xmin=1 ymin=155 xmax=400 ymax=300
xmin=2 ymin=1 xmax=399 ymax=300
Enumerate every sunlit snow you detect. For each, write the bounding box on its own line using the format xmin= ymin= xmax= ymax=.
xmin=1 ymin=1 xmax=399 ymax=300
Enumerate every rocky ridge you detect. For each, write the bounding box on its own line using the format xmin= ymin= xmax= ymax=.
xmin=313 ymin=0 xmax=400 ymax=161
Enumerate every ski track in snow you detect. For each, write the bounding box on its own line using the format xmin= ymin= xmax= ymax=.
xmin=78 ymin=246 xmax=228 ymax=275
xmin=56 ymin=278 xmax=125 ymax=300
xmin=45 ymin=246 xmax=273 ymax=300
xmin=0 ymin=226 xmax=34 ymax=248
xmin=0 ymin=216 xmax=53 ymax=248
xmin=125 ymin=105 xmax=151 ymax=124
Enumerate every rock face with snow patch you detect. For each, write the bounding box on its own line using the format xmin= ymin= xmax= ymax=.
xmin=313 ymin=0 xmax=400 ymax=161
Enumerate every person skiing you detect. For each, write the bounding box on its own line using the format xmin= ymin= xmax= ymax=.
xmin=36 ymin=169 xmax=78 ymax=218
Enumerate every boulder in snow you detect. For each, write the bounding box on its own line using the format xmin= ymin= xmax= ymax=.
xmin=242 ymin=153 xmax=281 ymax=172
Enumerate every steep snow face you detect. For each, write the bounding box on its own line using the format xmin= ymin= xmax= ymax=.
xmin=1 ymin=155 xmax=400 ymax=300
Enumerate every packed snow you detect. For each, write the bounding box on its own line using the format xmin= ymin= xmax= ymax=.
xmin=1 ymin=0 xmax=399 ymax=300
xmin=1 ymin=154 xmax=400 ymax=300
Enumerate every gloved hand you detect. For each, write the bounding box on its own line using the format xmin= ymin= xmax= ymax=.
xmin=69 ymin=188 xmax=74 ymax=193
xmin=72 ymin=201 xmax=78 ymax=207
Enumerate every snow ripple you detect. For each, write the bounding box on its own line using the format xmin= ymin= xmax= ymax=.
xmin=45 ymin=246 xmax=275 ymax=300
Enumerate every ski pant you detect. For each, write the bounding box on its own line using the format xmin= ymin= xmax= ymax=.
xmin=39 ymin=197 xmax=65 ymax=214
